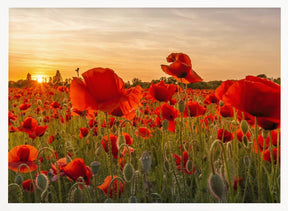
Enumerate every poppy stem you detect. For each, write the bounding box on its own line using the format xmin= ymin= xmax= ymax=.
xmin=254 ymin=117 xmax=262 ymax=202
xmin=105 ymin=112 xmax=113 ymax=176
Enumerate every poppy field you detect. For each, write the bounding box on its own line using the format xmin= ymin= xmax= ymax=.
xmin=8 ymin=53 xmax=280 ymax=203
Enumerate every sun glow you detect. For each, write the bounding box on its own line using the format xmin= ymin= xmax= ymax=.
xmin=34 ymin=75 xmax=45 ymax=83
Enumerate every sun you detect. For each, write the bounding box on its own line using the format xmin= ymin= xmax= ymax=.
xmin=34 ymin=75 xmax=44 ymax=83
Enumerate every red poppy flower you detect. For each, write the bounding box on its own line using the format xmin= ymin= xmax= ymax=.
xmin=263 ymin=147 xmax=280 ymax=164
xmin=183 ymin=101 xmax=206 ymax=117
xmin=148 ymin=80 xmax=177 ymax=102
xmin=18 ymin=117 xmax=48 ymax=139
xmin=8 ymin=111 xmax=18 ymax=126
xmin=233 ymin=177 xmax=243 ymax=191
xmin=98 ymin=175 xmax=125 ymax=198
xmin=236 ymin=129 xmax=251 ymax=142
xmin=219 ymin=104 xmax=234 ymax=117
xmin=50 ymin=157 xmax=68 ymax=176
xmin=47 ymin=135 xmax=55 ymax=144
xmin=79 ymin=127 xmax=89 ymax=139
xmin=22 ymin=179 xmax=35 ymax=192
xmin=174 ymin=151 xmax=196 ymax=175
xmin=204 ymin=93 xmax=219 ymax=105
xmin=19 ymin=103 xmax=31 ymax=111
xmin=217 ymin=129 xmax=233 ymax=143
xmin=110 ymin=106 xmax=136 ymax=120
xmin=135 ymin=127 xmax=152 ymax=139
xmin=123 ymin=133 xmax=133 ymax=145
xmin=70 ymin=68 xmax=142 ymax=115
xmin=270 ymin=130 xmax=280 ymax=146
xmin=8 ymin=145 xmax=38 ymax=173
xmin=161 ymin=53 xmax=203 ymax=84
xmin=101 ymin=134 xmax=119 ymax=159
xmin=50 ymin=101 xmax=61 ymax=109
xmin=215 ymin=76 xmax=280 ymax=128
xmin=62 ymin=158 xmax=92 ymax=185
xmin=160 ymin=103 xmax=179 ymax=132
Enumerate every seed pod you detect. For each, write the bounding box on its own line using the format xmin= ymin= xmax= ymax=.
xmin=100 ymin=127 xmax=105 ymax=135
xmin=164 ymin=159 xmax=170 ymax=172
xmin=117 ymin=134 xmax=126 ymax=147
xmin=185 ymin=160 xmax=194 ymax=173
xmin=90 ymin=161 xmax=101 ymax=175
xmin=219 ymin=101 xmax=224 ymax=107
xmin=123 ymin=163 xmax=134 ymax=182
xmin=178 ymin=100 xmax=185 ymax=113
xmin=95 ymin=146 xmax=102 ymax=156
xmin=162 ymin=119 xmax=169 ymax=131
xmin=15 ymin=174 xmax=24 ymax=185
xmin=207 ymin=173 xmax=225 ymax=201
xmin=240 ymin=120 xmax=249 ymax=135
xmin=243 ymin=156 xmax=251 ymax=167
xmin=139 ymin=151 xmax=152 ymax=174
xmin=104 ymin=198 xmax=113 ymax=203
xmin=36 ymin=173 xmax=49 ymax=191
xmin=242 ymin=135 xmax=249 ymax=148
xmin=97 ymin=134 xmax=103 ymax=141
xmin=128 ymin=195 xmax=138 ymax=203
xmin=71 ymin=187 xmax=84 ymax=203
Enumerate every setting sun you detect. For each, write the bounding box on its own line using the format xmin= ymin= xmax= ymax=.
xmin=34 ymin=75 xmax=44 ymax=83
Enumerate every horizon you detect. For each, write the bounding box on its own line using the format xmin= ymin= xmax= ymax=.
xmin=9 ymin=8 xmax=280 ymax=82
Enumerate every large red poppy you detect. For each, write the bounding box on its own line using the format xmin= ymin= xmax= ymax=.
xmin=159 ymin=103 xmax=179 ymax=132
xmin=161 ymin=53 xmax=203 ymax=84
xmin=62 ymin=158 xmax=92 ymax=185
xmin=215 ymin=76 xmax=280 ymax=129
xmin=18 ymin=117 xmax=48 ymax=139
xmin=98 ymin=175 xmax=125 ymax=198
xmin=149 ymin=80 xmax=177 ymax=102
xmin=183 ymin=101 xmax=206 ymax=117
xmin=70 ymin=68 xmax=142 ymax=115
xmin=8 ymin=145 xmax=38 ymax=173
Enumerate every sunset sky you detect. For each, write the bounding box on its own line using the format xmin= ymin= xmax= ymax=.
xmin=9 ymin=8 xmax=280 ymax=82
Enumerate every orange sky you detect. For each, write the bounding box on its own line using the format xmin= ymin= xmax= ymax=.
xmin=9 ymin=8 xmax=280 ymax=82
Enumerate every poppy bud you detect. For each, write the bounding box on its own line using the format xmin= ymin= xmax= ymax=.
xmin=164 ymin=159 xmax=170 ymax=172
xmin=90 ymin=161 xmax=101 ymax=175
xmin=242 ymin=135 xmax=248 ymax=148
xmin=162 ymin=119 xmax=169 ymax=131
xmin=104 ymin=198 xmax=113 ymax=203
xmin=15 ymin=174 xmax=24 ymax=185
xmin=178 ymin=100 xmax=185 ymax=113
xmin=66 ymin=154 xmax=72 ymax=164
xmin=117 ymin=135 xmax=126 ymax=147
xmin=240 ymin=120 xmax=249 ymax=135
xmin=185 ymin=160 xmax=193 ymax=173
xmin=128 ymin=195 xmax=138 ymax=203
xmin=100 ymin=127 xmax=105 ymax=135
xmin=207 ymin=173 xmax=225 ymax=201
xmin=95 ymin=146 xmax=102 ymax=156
xmin=98 ymin=134 xmax=103 ymax=141
xmin=36 ymin=173 xmax=49 ymax=191
xmin=139 ymin=151 xmax=152 ymax=174
xmin=112 ymin=125 xmax=117 ymax=134
xmin=262 ymin=130 xmax=269 ymax=140
xmin=243 ymin=156 xmax=251 ymax=167
xmin=219 ymin=101 xmax=224 ymax=107
xmin=123 ymin=163 xmax=134 ymax=182
xmin=71 ymin=187 xmax=84 ymax=203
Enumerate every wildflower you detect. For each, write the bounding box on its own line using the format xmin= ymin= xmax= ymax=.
xmin=8 ymin=145 xmax=38 ymax=173
xmin=161 ymin=53 xmax=203 ymax=83
xmin=135 ymin=127 xmax=152 ymax=139
xmin=217 ymin=129 xmax=233 ymax=143
xmin=22 ymin=179 xmax=35 ymax=192
xmin=79 ymin=127 xmax=89 ymax=139
xmin=70 ymin=67 xmax=142 ymax=115
xmin=62 ymin=158 xmax=92 ymax=185
xmin=18 ymin=117 xmax=48 ymax=139
xmin=101 ymin=134 xmax=119 ymax=159
xmin=98 ymin=175 xmax=125 ymax=198
xmin=174 ymin=151 xmax=196 ymax=175
xmin=183 ymin=101 xmax=206 ymax=117
xmin=148 ymin=80 xmax=177 ymax=102
xmin=159 ymin=103 xmax=179 ymax=132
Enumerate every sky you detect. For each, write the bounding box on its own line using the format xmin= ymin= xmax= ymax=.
xmin=9 ymin=8 xmax=280 ymax=82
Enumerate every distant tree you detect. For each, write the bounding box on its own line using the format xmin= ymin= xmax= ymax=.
xmin=257 ymin=74 xmax=267 ymax=79
xmin=26 ymin=73 xmax=31 ymax=81
xmin=48 ymin=77 xmax=52 ymax=83
xmin=75 ymin=68 xmax=79 ymax=77
xmin=132 ymin=78 xmax=142 ymax=86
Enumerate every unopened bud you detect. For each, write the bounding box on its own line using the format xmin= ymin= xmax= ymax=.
xmin=117 ymin=135 xmax=126 ymax=148
xmin=90 ymin=161 xmax=101 ymax=175
xmin=36 ymin=173 xmax=49 ymax=191
xmin=139 ymin=151 xmax=152 ymax=174
xmin=123 ymin=163 xmax=134 ymax=182
xmin=100 ymin=127 xmax=105 ymax=135
xmin=164 ymin=159 xmax=170 ymax=172
xmin=263 ymin=130 xmax=269 ymax=140
xmin=219 ymin=101 xmax=224 ymax=107
xmin=243 ymin=156 xmax=251 ymax=167
xmin=15 ymin=174 xmax=23 ymax=185
xmin=178 ymin=100 xmax=185 ymax=113
xmin=71 ymin=187 xmax=84 ymax=203
xmin=242 ymin=135 xmax=249 ymax=148
xmin=240 ymin=120 xmax=249 ymax=135
xmin=95 ymin=146 xmax=102 ymax=156
xmin=128 ymin=195 xmax=137 ymax=203
xmin=207 ymin=173 xmax=225 ymax=201
xmin=185 ymin=160 xmax=194 ymax=173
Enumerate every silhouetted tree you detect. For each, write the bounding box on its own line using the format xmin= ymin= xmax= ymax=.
xmin=53 ymin=70 xmax=62 ymax=84
xmin=26 ymin=73 xmax=31 ymax=81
